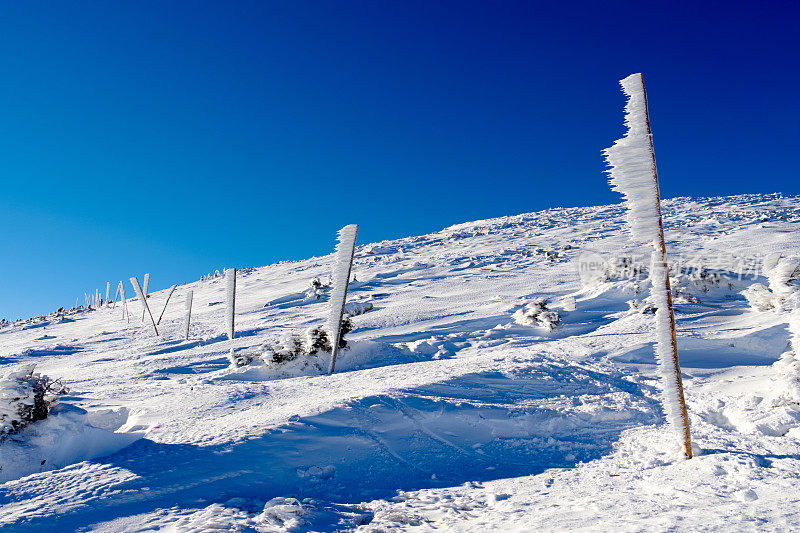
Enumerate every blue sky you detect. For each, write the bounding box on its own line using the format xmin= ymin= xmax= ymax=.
xmin=1 ymin=1 xmax=798 ymax=319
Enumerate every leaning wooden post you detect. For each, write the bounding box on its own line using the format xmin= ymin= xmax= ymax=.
xmin=130 ymin=277 xmax=158 ymax=335
xmin=141 ymin=273 xmax=150 ymax=322
xmin=604 ymin=73 xmax=692 ymax=459
xmin=113 ymin=280 xmax=122 ymax=309
xmin=225 ymin=268 xmax=236 ymax=340
xmin=327 ymin=224 xmax=359 ymax=374
xmin=184 ymin=289 xmax=193 ymax=340
xmin=156 ymin=284 xmax=178 ymax=325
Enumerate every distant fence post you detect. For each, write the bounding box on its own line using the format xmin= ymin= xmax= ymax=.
xmin=130 ymin=277 xmax=158 ymax=335
xmin=225 ymin=268 xmax=236 ymax=340
xmin=185 ymin=290 xmax=193 ymax=340
xmin=141 ymin=273 xmax=150 ymax=322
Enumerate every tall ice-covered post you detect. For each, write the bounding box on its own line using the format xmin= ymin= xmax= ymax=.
xmin=328 ymin=224 xmax=359 ymax=374
xmin=604 ymin=73 xmax=692 ymax=459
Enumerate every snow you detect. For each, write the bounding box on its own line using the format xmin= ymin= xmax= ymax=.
xmin=0 ymin=193 xmax=799 ymax=530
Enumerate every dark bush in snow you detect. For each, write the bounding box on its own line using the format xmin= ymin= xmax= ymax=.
xmin=0 ymin=365 xmax=68 ymax=439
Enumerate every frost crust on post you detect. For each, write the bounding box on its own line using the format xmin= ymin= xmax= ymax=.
xmin=185 ymin=290 xmax=194 ymax=340
xmin=603 ymin=73 xmax=661 ymax=245
xmin=130 ymin=277 xmax=158 ymax=336
xmin=327 ymin=224 xmax=359 ymax=374
xmin=649 ymin=252 xmax=685 ymax=438
xmin=141 ymin=273 xmax=150 ymax=322
xmin=225 ymin=268 xmax=236 ymax=340
xmin=604 ymin=73 xmax=691 ymax=454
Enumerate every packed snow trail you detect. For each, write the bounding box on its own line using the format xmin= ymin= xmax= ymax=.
xmin=0 ymin=194 xmax=799 ymax=531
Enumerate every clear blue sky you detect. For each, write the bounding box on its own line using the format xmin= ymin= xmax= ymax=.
xmin=1 ymin=1 xmax=798 ymax=319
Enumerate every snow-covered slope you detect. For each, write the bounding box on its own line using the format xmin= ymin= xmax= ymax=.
xmin=1 ymin=193 xmax=799 ymax=531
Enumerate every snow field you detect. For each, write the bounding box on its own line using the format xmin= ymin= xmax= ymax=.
xmin=0 ymin=193 xmax=798 ymax=530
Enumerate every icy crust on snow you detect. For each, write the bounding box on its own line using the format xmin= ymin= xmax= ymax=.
xmin=603 ymin=73 xmax=661 ymax=245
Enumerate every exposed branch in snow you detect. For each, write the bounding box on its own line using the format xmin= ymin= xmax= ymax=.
xmin=328 ymin=224 xmax=359 ymax=374
xmin=156 ymin=284 xmax=178 ymax=326
xmin=604 ymin=73 xmax=692 ymax=459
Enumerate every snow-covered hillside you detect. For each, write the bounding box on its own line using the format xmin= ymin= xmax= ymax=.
xmin=1 ymin=193 xmax=799 ymax=531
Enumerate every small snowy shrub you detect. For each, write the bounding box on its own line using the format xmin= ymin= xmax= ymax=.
xmin=606 ymin=256 xmax=647 ymax=281
xmin=262 ymin=333 xmax=307 ymax=364
xmin=234 ymin=318 xmax=353 ymax=369
xmin=513 ymin=298 xmax=561 ymax=331
xmin=0 ymin=365 xmax=68 ymax=439
xmin=344 ymin=300 xmax=373 ymax=316
xmin=228 ymin=349 xmax=258 ymax=368
xmin=305 ymin=277 xmax=331 ymax=300
xmin=627 ymin=299 xmax=656 ymax=314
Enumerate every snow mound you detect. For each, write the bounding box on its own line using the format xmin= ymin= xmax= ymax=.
xmin=0 ymin=404 xmax=142 ymax=483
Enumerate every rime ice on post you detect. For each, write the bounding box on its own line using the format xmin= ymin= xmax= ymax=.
xmin=185 ymin=290 xmax=193 ymax=340
xmin=114 ymin=280 xmax=124 ymax=312
xmin=157 ymin=284 xmax=178 ymax=325
xmin=327 ymin=224 xmax=359 ymax=374
xmin=603 ymin=73 xmax=692 ymax=459
xmin=130 ymin=277 xmax=158 ymax=336
xmin=141 ymin=273 xmax=150 ymax=322
xmin=225 ymin=268 xmax=236 ymax=340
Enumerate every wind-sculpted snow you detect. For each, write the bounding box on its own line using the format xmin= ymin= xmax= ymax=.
xmin=0 ymin=194 xmax=799 ymax=530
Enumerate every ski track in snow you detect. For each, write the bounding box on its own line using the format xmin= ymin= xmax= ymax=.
xmin=0 ymin=193 xmax=799 ymax=531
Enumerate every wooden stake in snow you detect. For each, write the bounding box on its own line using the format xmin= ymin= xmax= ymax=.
xmin=141 ymin=273 xmax=150 ymax=322
xmin=130 ymin=277 xmax=158 ymax=335
xmin=156 ymin=284 xmax=178 ymax=325
xmin=106 ymin=282 xmax=111 ymax=306
xmin=225 ymin=268 xmax=236 ymax=340
xmin=604 ymin=73 xmax=692 ymax=459
xmin=185 ymin=289 xmax=193 ymax=340
xmin=327 ymin=224 xmax=359 ymax=374
xmin=114 ymin=280 xmax=124 ymax=311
